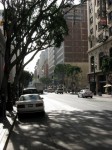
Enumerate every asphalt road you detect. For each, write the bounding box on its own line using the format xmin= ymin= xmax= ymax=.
xmin=6 ymin=93 xmax=112 ymax=150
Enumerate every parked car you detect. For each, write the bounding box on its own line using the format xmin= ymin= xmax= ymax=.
xmin=55 ymin=88 xmax=63 ymax=94
xmin=16 ymin=94 xmax=45 ymax=116
xmin=77 ymin=89 xmax=93 ymax=98
xmin=22 ymin=87 xmax=38 ymax=95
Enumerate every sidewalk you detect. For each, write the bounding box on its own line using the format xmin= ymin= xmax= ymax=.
xmin=95 ymin=94 xmax=112 ymax=99
xmin=0 ymin=107 xmax=17 ymax=150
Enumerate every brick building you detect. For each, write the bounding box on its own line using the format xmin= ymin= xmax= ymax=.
xmin=48 ymin=4 xmax=89 ymax=89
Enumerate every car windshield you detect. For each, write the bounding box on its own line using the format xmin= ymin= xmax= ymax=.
xmin=20 ymin=94 xmax=40 ymax=101
xmin=23 ymin=89 xmax=38 ymax=94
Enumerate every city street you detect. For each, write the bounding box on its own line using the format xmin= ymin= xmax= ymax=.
xmin=6 ymin=93 xmax=112 ymax=150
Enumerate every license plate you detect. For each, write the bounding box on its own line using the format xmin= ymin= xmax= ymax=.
xmin=28 ymin=104 xmax=33 ymax=107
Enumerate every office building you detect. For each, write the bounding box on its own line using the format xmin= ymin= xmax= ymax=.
xmin=87 ymin=0 xmax=112 ymax=94
xmin=48 ymin=4 xmax=88 ymax=89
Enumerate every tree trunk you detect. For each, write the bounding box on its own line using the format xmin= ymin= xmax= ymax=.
xmin=0 ymin=73 xmax=8 ymax=118
xmin=0 ymin=30 xmax=13 ymax=117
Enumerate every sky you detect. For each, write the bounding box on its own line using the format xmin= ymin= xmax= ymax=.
xmin=0 ymin=0 xmax=80 ymax=73
xmin=24 ymin=52 xmax=41 ymax=73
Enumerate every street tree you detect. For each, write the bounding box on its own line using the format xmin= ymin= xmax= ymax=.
xmin=11 ymin=70 xmax=33 ymax=104
xmin=101 ymin=55 xmax=112 ymax=84
xmin=54 ymin=64 xmax=66 ymax=85
xmin=20 ymin=70 xmax=33 ymax=88
xmin=0 ymin=0 xmax=78 ymax=116
xmin=54 ymin=64 xmax=82 ymax=90
xmin=65 ymin=64 xmax=82 ymax=91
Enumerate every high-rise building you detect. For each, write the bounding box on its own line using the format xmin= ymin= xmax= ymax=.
xmin=87 ymin=0 xmax=112 ymax=94
xmin=34 ymin=50 xmax=48 ymax=81
xmin=48 ymin=4 xmax=88 ymax=89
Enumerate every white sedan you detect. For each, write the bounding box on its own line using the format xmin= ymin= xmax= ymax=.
xmin=78 ymin=89 xmax=93 ymax=98
xmin=16 ymin=94 xmax=45 ymax=116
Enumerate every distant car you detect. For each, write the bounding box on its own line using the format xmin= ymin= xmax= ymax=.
xmin=55 ymin=88 xmax=63 ymax=94
xmin=22 ymin=87 xmax=38 ymax=95
xmin=16 ymin=94 xmax=45 ymax=116
xmin=78 ymin=89 xmax=93 ymax=98
xmin=47 ymin=88 xmax=54 ymax=93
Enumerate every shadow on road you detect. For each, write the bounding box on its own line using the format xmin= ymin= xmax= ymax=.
xmin=6 ymin=110 xmax=112 ymax=150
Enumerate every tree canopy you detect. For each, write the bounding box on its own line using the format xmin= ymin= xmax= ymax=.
xmin=19 ymin=70 xmax=33 ymax=87
xmin=54 ymin=64 xmax=82 ymax=77
xmin=0 ymin=0 xmax=84 ymax=114
xmin=0 ymin=0 xmax=78 ymax=78
xmin=101 ymin=56 xmax=112 ymax=74
xmin=0 ymin=0 xmax=77 ymax=114
xmin=54 ymin=63 xmax=82 ymax=85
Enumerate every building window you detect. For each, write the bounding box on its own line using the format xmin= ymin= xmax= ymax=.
xmin=90 ymin=16 xmax=93 ymax=24
xmin=99 ymin=52 xmax=104 ymax=69
xmin=108 ymin=0 xmax=112 ymax=6
xmin=109 ymin=26 xmax=112 ymax=36
xmin=89 ymin=4 xmax=93 ymax=14
xmin=98 ymin=33 xmax=103 ymax=40
xmin=89 ymin=7 xmax=93 ymax=14
xmin=90 ymin=41 xmax=93 ymax=48
xmin=108 ymin=11 xmax=112 ymax=22
xmin=90 ymin=56 xmax=94 ymax=72
xmin=98 ymin=22 xmax=102 ymax=31
xmin=97 ymin=8 xmax=100 ymax=18
xmin=97 ymin=0 xmax=100 ymax=6
xmin=90 ymin=28 xmax=93 ymax=34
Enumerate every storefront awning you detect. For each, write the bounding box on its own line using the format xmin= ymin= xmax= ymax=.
xmin=103 ymin=84 xmax=111 ymax=88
